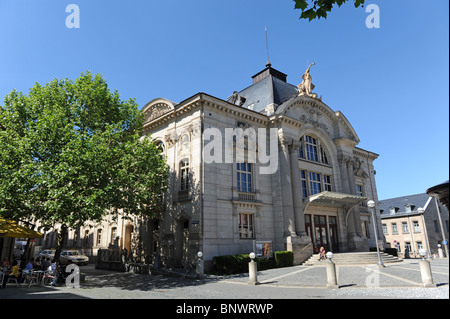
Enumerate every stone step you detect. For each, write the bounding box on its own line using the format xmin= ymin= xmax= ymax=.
xmin=302 ymin=252 xmax=403 ymax=266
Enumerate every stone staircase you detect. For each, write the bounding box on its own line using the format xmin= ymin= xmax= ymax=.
xmin=302 ymin=252 xmax=403 ymax=266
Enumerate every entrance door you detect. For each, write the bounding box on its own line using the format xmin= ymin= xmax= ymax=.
xmin=329 ymin=216 xmax=340 ymax=253
xmin=314 ymin=215 xmax=329 ymax=252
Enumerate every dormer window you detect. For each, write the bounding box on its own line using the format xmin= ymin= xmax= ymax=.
xmin=389 ymin=207 xmax=399 ymax=215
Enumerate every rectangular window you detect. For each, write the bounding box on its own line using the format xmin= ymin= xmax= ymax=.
xmin=402 ymin=222 xmax=409 ymax=233
xmin=298 ymin=137 xmax=304 ymax=159
xmin=382 ymin=224 xmax=388 ymax=234
xmin=300 ymin=170 xmax=308 ymax=198
xmin=324 ymin=175 xmax=332 ymax=191
xmin=237 ymin=162 xmax=252 ymax=193
xmin=239 ymin=213 xmax=254 ymax=239
xmin=97 ymin=229 xmax=102 ymax=246
xmin=309 ymin=172 xmax=321 ymax=195
xmin=110 ymin=227 xmax=117 ymax=245
xmin=405 ymin=242 xmax=411 ymax=253
xmin=417 ymin=242 xmax=423 ymax=250
xmin=392 ymin=223 xmax=398 ymax=234
xmin=180 ymin=159 xmax=190 ymax=191
xmin=413 ymin=221 xmax=420 ymax=232
xmin=84 ymin=230 xmax=90 ymax=246
xmin=356 ymin=184 xmax=363 ymax=197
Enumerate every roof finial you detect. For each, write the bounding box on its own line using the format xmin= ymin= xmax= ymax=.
xmin=265 ymin=26 xmax=271 ymax=68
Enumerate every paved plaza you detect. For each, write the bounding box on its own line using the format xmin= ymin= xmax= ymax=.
xmin=0 ymin=258 xmax=448 ymax=300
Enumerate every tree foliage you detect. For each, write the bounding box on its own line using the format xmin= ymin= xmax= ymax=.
xmin=294 ymin=0 xmax=365 ymax=21
xmin=0 ymin=71 xmax=169 ymax=259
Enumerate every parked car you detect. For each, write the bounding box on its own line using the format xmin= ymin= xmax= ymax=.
xmin=59 ymin=250 xmax=89 ymax=266
xmin=39 ymin=249 xmax=56 ymax=261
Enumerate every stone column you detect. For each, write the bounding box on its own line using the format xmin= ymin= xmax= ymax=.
xmin=347 ymin=159 xmax=363 ymax=236
xmin=289 ymin=140 xmax=307 ymax=237
xmin=279 ymin=135 xmax=296 ymax=237
xmin=339 ymin=156 xmax=356 ymax=236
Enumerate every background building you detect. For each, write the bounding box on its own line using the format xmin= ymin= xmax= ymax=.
xmin=379 ymin=193 xmax=449 ymax=258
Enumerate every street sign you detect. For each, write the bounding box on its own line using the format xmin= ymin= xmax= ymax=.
xmin=443 ymin=240 xmax=448 ymax=245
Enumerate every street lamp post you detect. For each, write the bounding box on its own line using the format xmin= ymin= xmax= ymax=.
xmin=367 ymin=200 xmax=385 ymax=268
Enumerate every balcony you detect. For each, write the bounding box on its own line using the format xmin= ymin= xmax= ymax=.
xmin=238 ymin=191 xmax=257 ymax=202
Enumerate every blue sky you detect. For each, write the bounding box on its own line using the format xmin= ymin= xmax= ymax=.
xmin=0 ymin=0 xmax=448 ymax=200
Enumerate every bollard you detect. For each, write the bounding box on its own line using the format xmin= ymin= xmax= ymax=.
xmin=196 ymin=251 xmax=204 ymax=279
xmin=419 ymin=259 xmax=436 ymax=288
xmin=438 ymin=246 xmax=444 ymax=258
xmin=326 ymin=252 xmax=339 ymax=289
xmin=248 ymin=252 xmax=259 ymax=285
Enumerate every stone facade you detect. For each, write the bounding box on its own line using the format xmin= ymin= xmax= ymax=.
xmin=140 ymin=65 xmax=383 ymax=270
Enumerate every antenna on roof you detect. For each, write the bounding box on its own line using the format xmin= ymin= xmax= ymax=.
xmin=265 ymin=26 xmax=271 ymax=68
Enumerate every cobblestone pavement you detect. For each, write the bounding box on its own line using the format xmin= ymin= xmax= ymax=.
xmin=0 ymin=258 xmax=448 ymax=300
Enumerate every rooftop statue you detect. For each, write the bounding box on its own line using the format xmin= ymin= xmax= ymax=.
xmin=298 ymin=62 xmax=321 ymax=100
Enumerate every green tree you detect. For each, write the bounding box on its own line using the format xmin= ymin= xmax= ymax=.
xmin=0 ymin=71 xmax=169 ymax=261
xmin=294 ymin=0 xmax=365 ymax=21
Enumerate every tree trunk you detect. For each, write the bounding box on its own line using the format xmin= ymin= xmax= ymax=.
xmin=54 ymin=224 xmax=68 ymax=262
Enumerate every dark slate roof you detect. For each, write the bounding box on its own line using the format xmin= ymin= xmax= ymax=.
xmin=230 ymin=66 xmax=298 ymax=113
xmin=378 ymin=193 xmax=431 ymax=219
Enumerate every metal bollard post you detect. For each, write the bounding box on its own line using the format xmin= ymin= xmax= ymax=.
xmin=419 ymin=249 xmax=436 ymax=288
xmin=196 ymin=251 xmax=204 ymax=279
xmin=248 ymin=252 xmax=259 ymax=285
xmin=326 ymin=252 xmax=339 ymax=289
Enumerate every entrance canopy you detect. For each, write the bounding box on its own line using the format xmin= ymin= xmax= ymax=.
xmin=304 ymin=191 xmax=368 ymax=209
xmin=0 ymin=218 xmax=43 ymax=238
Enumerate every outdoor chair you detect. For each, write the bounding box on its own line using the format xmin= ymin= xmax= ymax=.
xmin=21 ymin=270 xmax=38 ymax=288
xmin=41 ymin=271 xmax=56 ymax=286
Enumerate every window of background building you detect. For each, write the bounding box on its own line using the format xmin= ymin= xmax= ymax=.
xmin=382 ymin=224 xmax=388 ymax=234
xmin=402 ymin=222 xmax=409 ymax=233
xmin=417 ymin=242 xmax=423 ymax=250
xmin=413 ymin=221 xmax=420 ymax=233
xmin=392 ymin=223 xmax=398 ymax=234
xmin=238 ymin=213 xmax=254 ymax=239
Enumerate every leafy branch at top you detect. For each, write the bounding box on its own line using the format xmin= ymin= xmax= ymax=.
xmin=294 ymin=0 xmax=365 ymax=21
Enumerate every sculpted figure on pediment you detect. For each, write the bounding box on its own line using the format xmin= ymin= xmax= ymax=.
xmin=297 ymin=63 xmax=321 ymax=100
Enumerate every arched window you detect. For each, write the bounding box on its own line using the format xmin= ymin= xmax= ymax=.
xmin=298 ymin=135 xmax=330 ymax=165
xmin=298 ymin=134 xmax=333 ymax=198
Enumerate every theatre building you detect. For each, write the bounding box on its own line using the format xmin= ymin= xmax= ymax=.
xmin=140 ymin=63 xmax=383 ymax=269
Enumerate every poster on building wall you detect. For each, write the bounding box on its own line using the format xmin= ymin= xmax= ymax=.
xmin=254 ymin=241 xmax=273 ymax=258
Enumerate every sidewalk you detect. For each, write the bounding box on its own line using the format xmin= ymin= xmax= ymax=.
xmin=0 ymin=258 xmax=448 ymax=299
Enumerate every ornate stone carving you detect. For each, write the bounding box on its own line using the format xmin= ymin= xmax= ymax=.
xmin=353 ymin=157 xmax=369 ymax=178
xmin=145 ymin=103 xmax=172 ymax=122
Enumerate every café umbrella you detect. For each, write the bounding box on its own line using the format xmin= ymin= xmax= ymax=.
xmin=0 ymin=217 xmax=43 ymax=238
